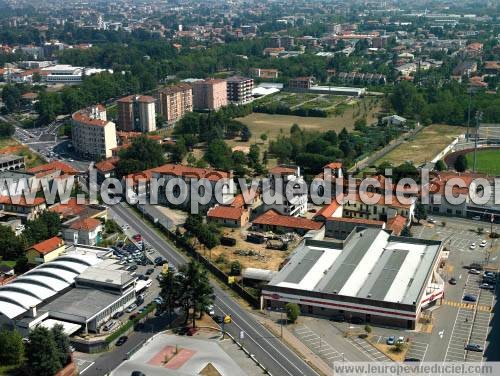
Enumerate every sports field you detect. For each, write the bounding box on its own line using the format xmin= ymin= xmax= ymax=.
xmin=465 ymin=149 xmax=500 ymax=176
xmin=375 ymin=124 xmax=466 ymax=167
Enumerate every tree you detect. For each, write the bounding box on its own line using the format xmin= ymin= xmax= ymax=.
xmin=401 ymin=226 xmax=412 ymax=237
xmin=0 ymin=121 xmax=15 ymax=138
xmin=285 ymin=303 xmax=300 ymax=323
xmin=414 ymin=203 xmax=428 ymax=223
xmin=178 ymin=261 xmax=214 ymax=327
xmin=248 ymin=144 xmax=260 ymax=167
xmin=454 ymin=154 xmax=468 ymax=172
xmin=204 ymin=139 xmax=233 ymax=170
xmin=14 ymin=255 xmax=30 ymax=274
xmin=364 ymin=325 xmax=372 ymax=334
xmin=0 ymin=328 xmax=24 ymax=366
xmin=51 ymin=325 xmax=71 ymax=366
xmin=240 ymin=125 xmax=252 ymax=142
xmin=117 ymin=135 xmax=166 ymax=176
xmin=26 ymin=326 xmax=62 ymax=376
xmin=260 ymin=133 xmax=268 ymax=142
xmin=0 ymin=226 xmax=25 ymax=260
xmin=434 ymin=160 xmax=446 ymax=172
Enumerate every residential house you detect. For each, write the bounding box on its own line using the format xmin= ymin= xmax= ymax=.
xmin=26 ymin=236 xmax=65 ymax=265
xmin=63 ymin=217 xmax=103 ymax=246
xmin=0 ymin=196 xmax=46 ymax=222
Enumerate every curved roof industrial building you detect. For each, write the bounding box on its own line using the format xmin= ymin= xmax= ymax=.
xmin=0 ymin=254 xmax=100 ymax=319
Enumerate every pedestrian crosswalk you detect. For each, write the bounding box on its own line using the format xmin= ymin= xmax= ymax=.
xmin=442 ymin=300 xmax=491 ymax=312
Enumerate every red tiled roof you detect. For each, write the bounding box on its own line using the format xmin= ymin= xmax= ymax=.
xmin=387 ymin=215 xmax=407 ymax=236
xmin=95 ymin=157 xmax=119 ymax=172
xmin=253 ymin=210 xmax=323 ymax=231
xmin=230 ymin=194 xmax=246 ymax=208
xmin=324 ymin=162 xmax=342 ymax=169
xmin=69 ymin=217 xmax=101 ymax=231
xmin=314 ymin=200 xmax=341 ymax=219
xmin=30 ymin=236 xmax=64 ymax=255
xmin=208 ymin=205 xmax=244 ymax=220
xmin=269 ymin=166 xmax=297 ymax=175
xmin=49 ymin=197 xmax=86 ymax=217
xmin=0 ymin=196 xmax=45 ymax=207
xmin=28 ymin=160 xmax=79 ymax=175
xmin=152 ymin=164 xmax=231 ymax=182
xmin=72 ymin=105 xmax=109 ymax=127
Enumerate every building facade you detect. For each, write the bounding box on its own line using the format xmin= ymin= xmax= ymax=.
xmin=71 ymin=105 xmax=117 ymax=159
xmin=156 ymin=84 xmax=193 ymax=124
xmin=116 ymin=95 xmax=156 ymax=133
xmin=226 ymin=76 xmax=254 ymax=105
xmin=192 ymin=79 xmax=228 ymax=110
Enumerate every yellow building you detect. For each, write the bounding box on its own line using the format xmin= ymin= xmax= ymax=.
xmin=26 ymin=236 xmax=65 ymax=265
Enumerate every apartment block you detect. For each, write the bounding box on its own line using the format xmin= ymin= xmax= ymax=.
xmin=116 ymin=95 xmax=156 ymax=133
xmin=72 ymin=105 xmax=117 ymax=159
xmin=192 ymin=79 xmax=228 ymax=110
xmin=226 ymin=76 xmax=254 ymax=105
xmin=156 ymin=84 xmax=193 ymax=124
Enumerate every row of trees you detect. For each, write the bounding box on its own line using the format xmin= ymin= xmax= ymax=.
xmin=0 ymin=325 xmax=71 ymax=376
xmin=159 ymin=260 xmax=214 ymax=328
xmin=391 ymin=81 xmax=500 ymax=125
xmin=184 ymin=214 xmax=221 ymax=250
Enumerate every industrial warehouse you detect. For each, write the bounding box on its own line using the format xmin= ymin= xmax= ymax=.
xmin=261 ymin=227 xmax=445 ymax=329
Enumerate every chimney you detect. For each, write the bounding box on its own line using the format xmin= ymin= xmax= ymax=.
xmin=29 ymin=305 xmax=37 ymax=318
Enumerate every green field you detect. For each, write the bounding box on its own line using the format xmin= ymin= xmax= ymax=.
xmin=465 ymin=149 xmax=500 ymax=176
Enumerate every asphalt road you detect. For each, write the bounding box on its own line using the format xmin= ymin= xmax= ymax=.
xmin=110 ymin=202 xmax=319 ymax=376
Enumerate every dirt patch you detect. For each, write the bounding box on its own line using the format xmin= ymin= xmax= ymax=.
xmin=203 ymin=228 xmax=299 ymax=272
xmin=372 ymin=342 xmax=408 ymax=362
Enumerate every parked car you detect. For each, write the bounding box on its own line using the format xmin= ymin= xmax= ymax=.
xmin=480 ymin=240 xmax=487 ymax=247
xmin=427 ymin=218 xmax=436 ymax=224
xmin=465 ymin=343 xmax=483 ymax=352
xmin=154 ymin=257 xmax=165 ymax=265
xmin=103 ymin=320 xmax=116 ymax=332
xmin=116 ymin=336 xmax=128 ymax=346
xmin=472 ymin=216 xmax=481 ymax=221
xmin=463 ymin=294 xmax=477 ymax=302
xmin=126 ymin=303 xmax=138 ymax=313
xmin=469 ymin=269 xmax=481 ymax=275
xmin=469 ymin=243 xmax=477 ymax=250
xmin=449 ymin=277 xmax=457 ymax=285
xmin=146 ymin=268 xmax=155 ymax=275
xmin=131 ymin=371 xmax=146 ymax=376
xmin=480 ymin=283 xmax=494 ymax=290
xmin=468 ymin=263 xmax=483 ymax=271
xmin=206 ymin=304 xmax=215 ymax=316
xmin=213 ymin=315 xmax=224 ymax=324
xmin=404 ymin=358 xmax=420 ymax=362
xmin=484 ymin=271 xmax=496 ymax=278
xmin=112 ymin=311 xmax=124 ymax=319
xmin=133 ymin=234 xmax=142 ymax=241
xmin=386 ymin=336 xmax=395 ymax=345
xmin=396 ymin=336 xmax=405 ymax=344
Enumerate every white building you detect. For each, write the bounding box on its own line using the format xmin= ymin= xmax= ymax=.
xmin=41 ymin=65 xmax=112 ymax=84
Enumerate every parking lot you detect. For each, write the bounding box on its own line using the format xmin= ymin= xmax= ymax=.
xmin=294 ymin=325 xmax=350 ymax=364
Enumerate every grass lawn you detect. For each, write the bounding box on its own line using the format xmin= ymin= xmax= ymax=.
xmin=375 ymin=124 xmax=467 ymax=167
xmin=0 ymin=259 xmax=16 ymax=268
xmin=465 ymin=149 xmax=500 ymax=175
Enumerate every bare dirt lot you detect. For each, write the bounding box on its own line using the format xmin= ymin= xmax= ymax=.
xmin=202 ymin=228 xmax=300 ymax=272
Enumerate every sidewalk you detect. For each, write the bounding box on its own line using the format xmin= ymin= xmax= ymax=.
xmin=254 ymin=312 xmax=332 ymax=376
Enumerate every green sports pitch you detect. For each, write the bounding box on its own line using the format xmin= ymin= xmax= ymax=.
xmin=465 ymin=149 xmax=500 ymax=176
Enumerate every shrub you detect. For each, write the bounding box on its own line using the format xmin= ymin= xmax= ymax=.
xmin=285 ymin=303 xmax=300 ymax=323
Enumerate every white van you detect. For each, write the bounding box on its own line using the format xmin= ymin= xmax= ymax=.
xmin=103 ymin=320 xmax=116 ymax=331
